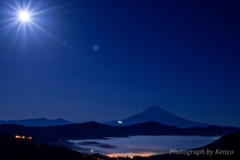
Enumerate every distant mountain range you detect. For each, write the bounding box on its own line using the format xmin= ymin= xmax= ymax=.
xmin=0 ymin=118 xmax=72 ymax=126
xmin=0 ymin=106 xmax=229 ymax=128
xmin=105 ymin=106 xmax=212 ymax=128
xmin=0 ymin=121 xmax=238 ymax=140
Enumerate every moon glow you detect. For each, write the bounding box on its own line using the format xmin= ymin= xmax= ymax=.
xmin=19 ymin=12 xmax=30 ymax=21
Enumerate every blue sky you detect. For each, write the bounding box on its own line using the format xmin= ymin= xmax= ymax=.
xmin=0 ymin=0 xmax=239 ymax=126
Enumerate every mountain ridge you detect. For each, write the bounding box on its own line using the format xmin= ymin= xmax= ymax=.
xmin=0 ymin=118 xmax=72 ymax=127
xmin=0 ymin=121 xmax=238 ymax=140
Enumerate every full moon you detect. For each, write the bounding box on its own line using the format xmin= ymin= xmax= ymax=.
xmin=19 ymin=12 xmax=30 ymax=21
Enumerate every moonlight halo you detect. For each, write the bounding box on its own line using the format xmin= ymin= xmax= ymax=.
xmin=1 ymin=0 xmax=68 ymax=50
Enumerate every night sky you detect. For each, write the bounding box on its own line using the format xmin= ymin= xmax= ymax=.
xmin=0 ymin=0 xmax=239 ymax=126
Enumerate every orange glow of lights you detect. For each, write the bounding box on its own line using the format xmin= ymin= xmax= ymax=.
xmin=15 ymin=135 xmax=22 ymax=139
xmin=107 ymin=152 xmax=155 ymax=158
xmin=15 ymin=135 xmax=32 ymax=139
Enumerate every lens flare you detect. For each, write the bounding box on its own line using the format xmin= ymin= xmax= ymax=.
xmin=1 ymin=0 xmax=77 ymax=57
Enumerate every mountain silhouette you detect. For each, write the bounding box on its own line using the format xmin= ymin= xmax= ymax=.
xmin=105 ymin=105 xmax=211 ymax=128
xmin=0 ymin=132 xmax=92 ymax=160
xmin=0 ymin=118 xmax=72 ymax=127
xmin=0 ymin=121 xmax=238 ymax=140
xmin=153 ymin=132 xmax=240 ymax=160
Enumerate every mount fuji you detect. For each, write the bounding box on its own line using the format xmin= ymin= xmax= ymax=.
xmin=105 ymin=106 xmax=211 ymax=128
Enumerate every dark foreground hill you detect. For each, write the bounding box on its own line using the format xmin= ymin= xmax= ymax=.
xmin=148 ymin=132 xmax=240 ymax=160
xmin=0 ymin=131 xmax=239 ymax=160
xmin=0 ymin=118 xmax=72 ymax=126
xmin=105 ymin=106 xmax=211 ymax=128
xmin=0 ymin=132 xmax=92 ymax=160
xmin=0 ymin=121 xmax=238 ymax=140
